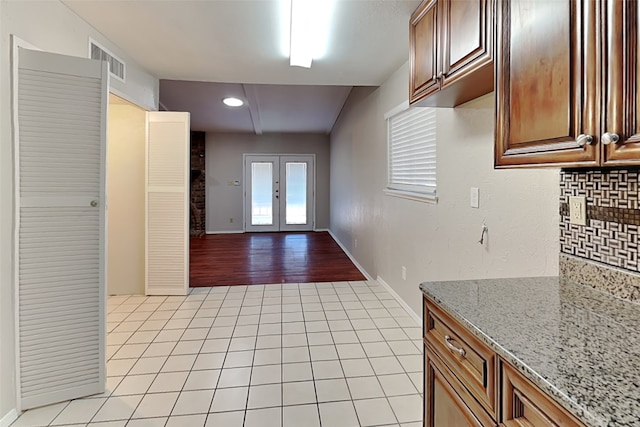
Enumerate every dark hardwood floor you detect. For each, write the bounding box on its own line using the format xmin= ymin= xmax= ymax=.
xmin=189 ymin=231 xmax=366 ymax=287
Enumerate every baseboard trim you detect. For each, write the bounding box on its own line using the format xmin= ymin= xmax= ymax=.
xmin=326 ymin=230 xmax=374 ymax=281
xmin=376 ymin=275 xmax=421 ymax=326
xmin=314 ymin=228 xmax=329 ymax=232
xmin=0 ymin=409 xmax=19 ymax=427
xmin=206 ymin=230 xmax=245 ymax=235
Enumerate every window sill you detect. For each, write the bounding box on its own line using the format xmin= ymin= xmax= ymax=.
xmin=384 ymin=188 xmax=438 ymax=204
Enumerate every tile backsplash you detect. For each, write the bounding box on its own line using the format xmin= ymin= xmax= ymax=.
xmin=559 ymin=169 xmax=640 ymax=272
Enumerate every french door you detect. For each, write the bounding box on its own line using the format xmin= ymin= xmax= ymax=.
xmin=244 ymin=155 xmax=315 ymax=232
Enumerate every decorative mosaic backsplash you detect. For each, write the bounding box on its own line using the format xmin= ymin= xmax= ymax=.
xmin=559 ymin=169 xmax=640 ymax=273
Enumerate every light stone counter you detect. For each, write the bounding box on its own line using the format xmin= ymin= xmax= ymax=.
xmin=420 ymin=277 xmax=640 ymax=427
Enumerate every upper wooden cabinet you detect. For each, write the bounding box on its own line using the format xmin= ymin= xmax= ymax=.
xmin=410 ymin=0 xmax=494 ymax=107
xmin=496 ymin=0 xmax=640 ymax=168
xmin=602 ymin=0 xmax=640 ymax=166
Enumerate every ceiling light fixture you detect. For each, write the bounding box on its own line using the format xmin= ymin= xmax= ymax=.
xmin=222 ymin=97 xmax=244 ymax=107
xmin=288 ymin=0 xmax=335 ymax=68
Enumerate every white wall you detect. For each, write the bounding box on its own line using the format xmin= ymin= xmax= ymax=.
xmin=0 ymin=0 xmax=158 ymax=420
xmin=330 ymin=62 xmax=560 ymax=317
xmin=107 ymin=97 xmax=147 ymax=296
xmin=206 ymin=133 xmax=331 ymax=232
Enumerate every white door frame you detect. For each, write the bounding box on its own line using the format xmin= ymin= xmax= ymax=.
xmin=12 ymin=34 xmax=41 ymax=414
xmin=243 ymin=154 xmax=316 ymax=232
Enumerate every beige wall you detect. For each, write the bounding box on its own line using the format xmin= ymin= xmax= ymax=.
xmin=107 ymin=97 xmax=146 ymax=295
xmin=206 ymin=133 xmax=331 ymax=233
xmin=330 ymin=62 xmax=560 ymax=317
xmin=0 ymin=0 xmax=157 ymax=419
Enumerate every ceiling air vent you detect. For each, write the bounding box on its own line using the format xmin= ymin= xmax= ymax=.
xmin=89 ymin=39 xmax=126 ymax=82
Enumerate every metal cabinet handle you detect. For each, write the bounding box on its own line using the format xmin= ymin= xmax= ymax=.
xmin=444 ymin=335 xmax=466 ymax=357
xmin=576 ymin=134 xmax=594 ymax=146
xmin=437 ymin=71 xmax=444 ymax=79
xmin=601 ymin=132 xmax=620 ymax=145
xmin=90 ymin=200 xmax=98 ymax=207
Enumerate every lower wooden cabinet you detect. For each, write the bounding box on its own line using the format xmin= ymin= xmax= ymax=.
xmin=423 ymin=296 xmax=587 ymax=427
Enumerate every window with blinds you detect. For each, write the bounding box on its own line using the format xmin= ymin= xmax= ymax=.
xmin=387 ymin=106 xmax=437 ymax=201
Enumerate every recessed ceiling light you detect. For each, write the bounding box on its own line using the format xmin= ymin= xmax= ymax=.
xmin=223 ymin=97 xmax=244 ymax=107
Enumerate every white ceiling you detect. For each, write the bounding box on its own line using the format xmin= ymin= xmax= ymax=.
xmin=160 ymin=81 xmax=353 ymax=133
xmin=63 ymin=0 xmax=420 ymax=133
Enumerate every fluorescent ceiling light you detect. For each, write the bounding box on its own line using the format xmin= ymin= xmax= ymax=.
xmin=288 ymin=0 xmax=335 ymax=68
xmin=222 ymin=97 xmax=244 ymax=107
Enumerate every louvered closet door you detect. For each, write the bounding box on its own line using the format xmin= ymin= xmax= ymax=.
xmin=16 ymin=48 xmax=108 ymax=410
xmin=146 ymin=112 xmax=190 ymax=296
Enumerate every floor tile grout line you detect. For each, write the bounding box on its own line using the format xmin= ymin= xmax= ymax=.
xmin=353 ymin=280 xmax=422 ymax=423
xmin=239 ymin=283 xmax=266 ymax=426
xmin=200 ymin=285 xmax=239 ymax=423
xmin=77 ymin=295 xmax=168 ymax=426
xmin=121 ymin=290 xmax=210 ymax=426
xmin=142 ymin=286 xmax=215 ymax=424
xmin=331 ymin=284 xmax=364 ymax=426
xmin=155 ymin=287 xmax=214 ymax=427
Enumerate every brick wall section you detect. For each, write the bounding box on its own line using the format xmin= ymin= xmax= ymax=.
xmin=190 ymin=131 xmax=206 ymax=235
xmin=560 ymin=169 xmax=640 ymax=272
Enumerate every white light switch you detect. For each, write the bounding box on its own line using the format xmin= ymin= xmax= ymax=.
xmin=470 ymin=187 xmax=479 ymax=208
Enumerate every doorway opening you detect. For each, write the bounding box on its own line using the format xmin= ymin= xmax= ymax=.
xmin=107 ymin=94 xmax=147 ymax=296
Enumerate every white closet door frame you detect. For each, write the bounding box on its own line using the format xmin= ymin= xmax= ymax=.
xmin=12 ymin=35 xmax=40 ymax=413
xmin=12 ymin=40 xmax=108 ymax=411
xmin=145 ymin=112 xmax=190 ymax=296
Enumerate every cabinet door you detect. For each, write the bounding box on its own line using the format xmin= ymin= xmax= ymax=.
xmin=440 ymin=0 xmax=493 ymax=89
xmin=410 ymin=0 xmax=440 ymax=103
xmin=426 ymin=348 xmax=496 ymax=427
xmin=495 ymin=0 xmax=600 ymax=167
xmin=602 ymin=0 xmax=640 ymax=165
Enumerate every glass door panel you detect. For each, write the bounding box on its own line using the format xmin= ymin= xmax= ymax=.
xmin=251 ymin=162 xmax=274 ymax=225
xmin=244 ymin=155 xmax=279 ymax=232
xmin=279 ymin=155 xmax=314 ymax=231
xmin=285 ymin=162 xmax=307 ymax=225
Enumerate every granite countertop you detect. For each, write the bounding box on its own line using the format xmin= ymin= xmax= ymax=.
xmin=420 ymin=277 xmax=640 ymax=427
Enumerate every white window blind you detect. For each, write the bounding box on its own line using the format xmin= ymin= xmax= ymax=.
xmin=387 ymin=106 xmax=437 ymax=200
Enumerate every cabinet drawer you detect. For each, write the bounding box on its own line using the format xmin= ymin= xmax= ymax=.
xmin=424 ymin=297 xmax=497 ymax=417
xmin=426 ymin=347 xmax=497 ymax=427
xmin=500 ymin=360 xmax=586 ymax=427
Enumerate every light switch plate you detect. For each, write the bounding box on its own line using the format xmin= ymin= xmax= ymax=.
xmin=470 ymin=187 xmax=479 ymax=208
xmin=569 ymin=196 xmax=587 ymax=225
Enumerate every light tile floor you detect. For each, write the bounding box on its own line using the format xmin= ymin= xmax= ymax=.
xmin=11 ymin=281 xmax=424 ymax=427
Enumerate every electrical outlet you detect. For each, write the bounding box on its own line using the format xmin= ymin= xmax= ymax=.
xmin=401 ymin=266 xmax=407 ymax=281
xmin=569 ymin=196 xmax=587 ymax=225
xmin=354 ymin=239 xmax=358 ymax=248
